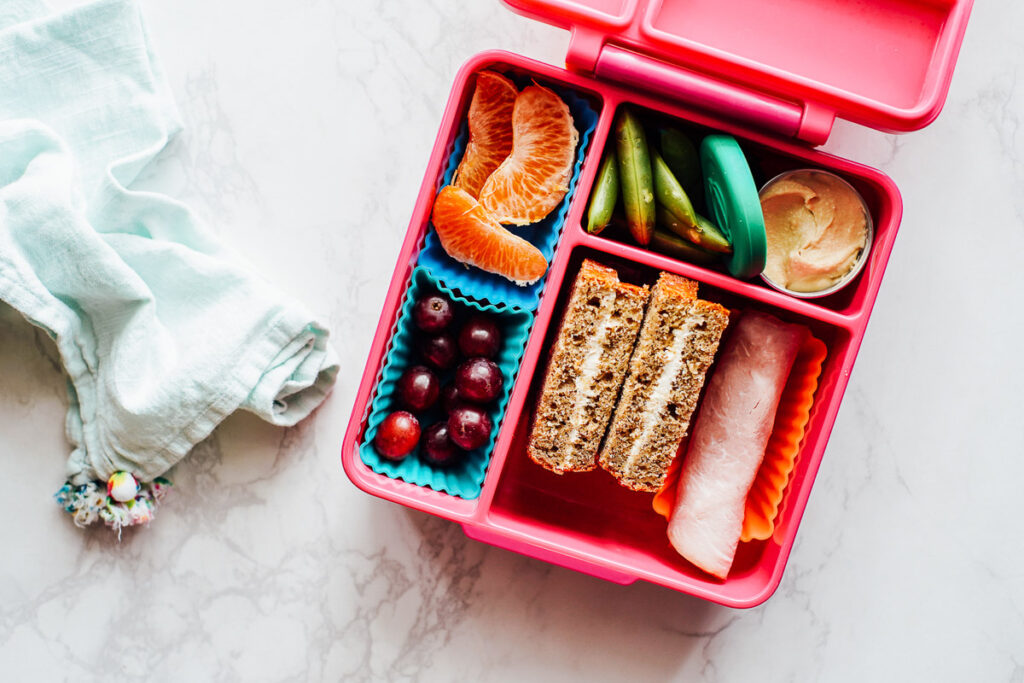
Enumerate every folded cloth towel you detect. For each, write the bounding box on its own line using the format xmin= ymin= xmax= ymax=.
xmin=0 ymin=0 xmax=339 ymax=530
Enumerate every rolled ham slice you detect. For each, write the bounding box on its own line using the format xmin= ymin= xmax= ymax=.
xmin=667 ymin=311 xmax=805 ymax=579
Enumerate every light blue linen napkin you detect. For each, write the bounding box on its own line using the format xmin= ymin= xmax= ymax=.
xmin=0 ymin=0 xmax=339 ymax=529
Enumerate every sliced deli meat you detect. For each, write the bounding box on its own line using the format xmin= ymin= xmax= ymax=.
xmin=667 ymin=311 xmax=805 ymax=579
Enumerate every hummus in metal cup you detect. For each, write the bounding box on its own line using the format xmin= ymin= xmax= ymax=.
xmin=760 ymin=170 xmax=868 ymax=293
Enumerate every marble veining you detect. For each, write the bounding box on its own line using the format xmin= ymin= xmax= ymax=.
xmin=1 ymin=0 xmax=1022 ymax=680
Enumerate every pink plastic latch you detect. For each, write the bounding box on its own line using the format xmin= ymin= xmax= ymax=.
xmin=591 ymin=44 xmax=834 ymax=145
xmin=565 ymin=26 xmax=604 ymax=74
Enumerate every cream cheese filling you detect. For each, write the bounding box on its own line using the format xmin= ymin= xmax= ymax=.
xmin=565 ymin=290 xmax=619 ymax=446
xmin=623 ymin=320 xmax=694 ymax=476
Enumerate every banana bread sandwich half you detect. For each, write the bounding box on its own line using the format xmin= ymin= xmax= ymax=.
xmin=599 ymin=272 xmax=729 ymax=491
xmin=528 ymin=259 xmax=649 ymax=474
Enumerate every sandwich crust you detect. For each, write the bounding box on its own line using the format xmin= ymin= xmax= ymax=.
xmin=598 ymin=273 xmax=729 ymax=491
xmin=527 ymin=260 xmax=649 ymax=474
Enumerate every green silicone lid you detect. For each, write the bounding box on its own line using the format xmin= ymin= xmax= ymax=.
xmin=700 ymin=135 xmax=767 ymax=279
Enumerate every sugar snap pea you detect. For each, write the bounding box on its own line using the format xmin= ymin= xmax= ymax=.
xmin=614 ymin=108 xmax=655 ymax=246
xmin=651 ymin=228 xmax=721 ymax=266
xmin=586 ymin=149 xmax=619 ymax=234
xmin=657 ymin=207 xmax=732 ymax=254
xmin=652 ymin=148 xmax=699 ymax=230
xmin=659 ymin=127 xmax=701 ymax=199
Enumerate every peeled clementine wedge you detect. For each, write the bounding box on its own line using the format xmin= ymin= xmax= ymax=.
xmin=452 ymin=71 xmax=518 ymax=199
xmin=431 ymin=185 xmax=548 ymax=286
xmin=479 ymin=84 xmax=578 ymax=226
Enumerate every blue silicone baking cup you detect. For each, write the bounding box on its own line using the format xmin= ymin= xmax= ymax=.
xmin=417 ymin=74 xmax=599 ymax=312
xmin=359 ymin=267 xmax=534 ymax=499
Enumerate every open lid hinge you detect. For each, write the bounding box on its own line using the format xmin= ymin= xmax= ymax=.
xmin=567 ymin=28 xmax=834 ymax=146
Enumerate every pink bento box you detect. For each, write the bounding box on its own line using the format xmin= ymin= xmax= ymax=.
xmin=341 ymin=0 xmax=974 ymax=607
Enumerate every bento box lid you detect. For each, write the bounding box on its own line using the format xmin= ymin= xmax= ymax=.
xmin=501 ymin=0 xmax=974 ymax=145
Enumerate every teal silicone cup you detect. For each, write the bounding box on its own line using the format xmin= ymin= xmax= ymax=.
xmin=417 ymin=74 xmax=599 ymax=312
xmin=359 ymin=267 xmax=534 ymax=499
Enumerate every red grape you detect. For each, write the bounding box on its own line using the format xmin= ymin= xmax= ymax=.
xmin=440 ymin=382 xmax=466 ymax=415
xmin=421 ymin=422 xmax=463 ymax=467
xmin=419 ymin=333 xmax=458 ymax=370
xmin=455 ymin=358 xmax=504 ymax=404
xmin=413 ymin=294 xmax=454 ymax=333
xmin=458 ymin=315 xmax=502 ymax=358
xmin=374 ymin=411 xmax=420 ymax=461
xmin=448 ymin=405 xmax=492 ymax=450
xmin=396 ymin=365 xmax=439 ymax=412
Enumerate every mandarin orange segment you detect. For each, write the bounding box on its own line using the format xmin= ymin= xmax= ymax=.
xmin=479 ymin=84 xmax=579 ymax=226
xmin=431 ymin=185 xmax=548 ymax=286
xmin=452 ymin=71 xmax=518 ymax=199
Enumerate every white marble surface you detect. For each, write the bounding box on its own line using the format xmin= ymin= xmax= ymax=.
xmin=1 ymin=0 xmax=1022 ymax=680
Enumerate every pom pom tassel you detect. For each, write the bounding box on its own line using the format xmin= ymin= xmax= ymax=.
xmin=55 ymin=473 xmax=172 ymax=537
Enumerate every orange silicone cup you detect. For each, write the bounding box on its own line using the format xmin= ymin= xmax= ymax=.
xmin=652 ymin=330 xmax=827 ymax=543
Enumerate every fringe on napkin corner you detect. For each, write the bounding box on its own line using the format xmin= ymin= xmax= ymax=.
xmin=54 ymin=476 xmax=172 ymax=537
